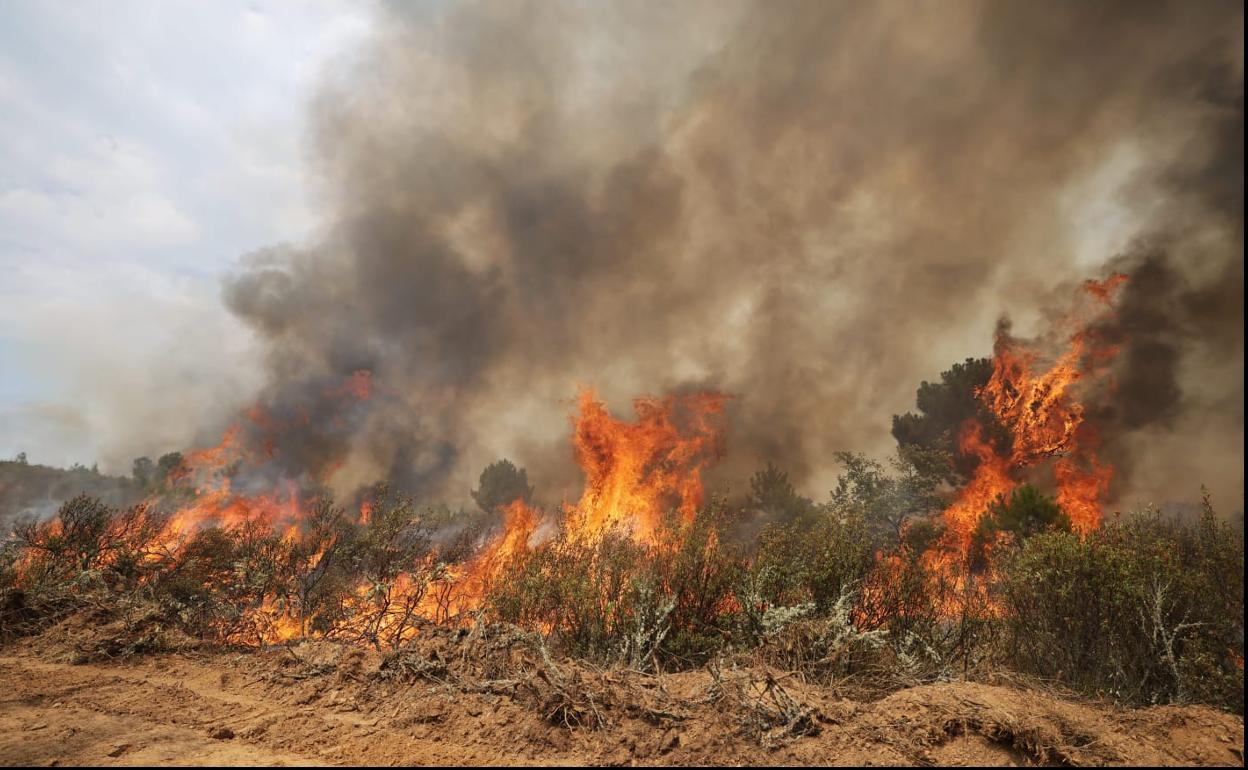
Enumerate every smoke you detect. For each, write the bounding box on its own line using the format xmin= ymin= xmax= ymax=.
xmin=222 ymin=0 xmax=1243 ymax=508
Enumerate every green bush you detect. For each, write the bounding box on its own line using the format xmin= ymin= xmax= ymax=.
xmin=970 ymin=484 xmax=1070 ymax=571
xmin=486 ymin=507 xmax=741 ymax=669
xmin=982 ymin=485 xmax=1070 ymax=540
xmin=748 ymin=506 xmax=873 ymax=615
xmin=996 ymin=501 xmax=1244 ymax=712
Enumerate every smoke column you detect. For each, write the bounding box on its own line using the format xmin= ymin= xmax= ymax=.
xmin=220 ymin=0 xmax=1243 ymax=509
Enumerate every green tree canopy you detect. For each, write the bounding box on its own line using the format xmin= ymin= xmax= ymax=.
xmin=132 ymin=457 xmax=154 ymax=486
xmin=975 ymin=484 xmax=1071 ymax=546
xmin=891 ymin=357 xmax=1007 ymax=483
xmin=747 ymin=462 xmax=813 ymax=521
xmin=156 ymin=452 xmax=184 ymax=483
xmin=829 ymin=449 xmax=945 ymax=548
xmin=471 ymin=459 xmax=534 ymax=515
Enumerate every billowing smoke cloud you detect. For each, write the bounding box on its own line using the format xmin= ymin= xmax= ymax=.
xmin=222 ymin=0 xmax=1243 ymax=509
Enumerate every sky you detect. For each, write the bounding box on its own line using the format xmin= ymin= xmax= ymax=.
xmin=0 ymin=0 xmax=374 ymax=468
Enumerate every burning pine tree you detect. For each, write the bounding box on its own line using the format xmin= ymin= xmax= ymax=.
xmin=938 ymin=273 xmax=1127 ymax=561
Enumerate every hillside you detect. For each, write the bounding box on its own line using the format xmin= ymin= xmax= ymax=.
xmin=0 ymin=459 xmax=137 ymax=528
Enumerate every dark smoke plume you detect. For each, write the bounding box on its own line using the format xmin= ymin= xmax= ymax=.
xmin=223 ymin=0 xmax=1243 ymax=509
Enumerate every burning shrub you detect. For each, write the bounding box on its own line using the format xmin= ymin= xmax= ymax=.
xmin=747 ymin=452 xmax=994 ymax=683
xmin=739 ymin=450 xmax=957 ymax=679
xmin=0 ymin=496 xmax=175 ymax=645
xmin=281 ymin=495 xmax=354 ymax=640
xmin=648 ymin=505 xmax=743 ymax=665
xmin=0 ymin=315 xmax=1240 ymax=720
xmin=0 ymin=543 xmax=16 ymax=592
xmin=855 ymin=533 xmax=997 ymax=682
xmin=486 ymin=529 xmax=649 ymax=661
xmin=12 ymin=496 xmax=169 ymax=590
xmin=152 ymin=520 xmax=293 ymax=645
xmin=331 ymin=484 xmax=436 ymax=646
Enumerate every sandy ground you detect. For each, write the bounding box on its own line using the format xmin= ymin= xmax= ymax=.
xmin=0 ymin=639 xmax=1242 ymax=767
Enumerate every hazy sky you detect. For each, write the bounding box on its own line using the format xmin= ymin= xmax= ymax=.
xmin=0 ymin=0 xmax=373 ymax=467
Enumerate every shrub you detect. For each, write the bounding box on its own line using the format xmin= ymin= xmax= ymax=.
xmin=828 ymin=450 xmax=945 ymax=550
xmin=3 ymin=482 xmax=1241 ymax=718
xmin=486 ymin=506 xmax=741 ymax=669
xmin=486 ymin=529 xmax=649 ymax=661
xmin=747 ymin=584 xmax=888 ymax=686
xmin=332 ymin=484 xmax=434 ymax=646
xmin=283 ymin=495 xmax=355 ymax=639
xmin=749 ymin=506 xmax=874 ymax=615
xmin=13 ymin=496 xmax=168 ymax=589
xmin=970 ymin=484 xmax=1070 ymax=571
xmin=975 ymin=484 xmax=1069 ymax=545
xmin=649 ymin=507 xmax=743 ymax=665
xmin=152 ymin=521 xmax=291 ymax=644
xmin=996 ymin=501 xmax=1244 ymax=712
xmin=856 ymin=532 xmax=997 ymax=679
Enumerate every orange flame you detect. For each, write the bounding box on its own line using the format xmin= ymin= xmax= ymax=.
xmin=441 ymin=497 xmax=542 ymax=616
xmin=122 ymin=380 xmax=728 ymax=642
xmin=940 ymin=273 xmax=1127 ymax=556
xmin=564 ymin=388 xmax=727 ymax=545
xmin=941 ymin=421 xmax=1017 ymax=552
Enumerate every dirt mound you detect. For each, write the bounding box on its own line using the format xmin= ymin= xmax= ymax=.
xmin=1 ymin=626 xmax=1242 ymax=766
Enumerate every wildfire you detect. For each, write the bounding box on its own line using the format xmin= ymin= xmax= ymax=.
xmin=436 ymin=496 xmax=542 ymax=618
xmin=940 ymin=273 xmax=1127 ymax=554
xmin=159 ymin=420 xmax=303 ymax=545
xmin=564 ymin=389 xmax=728 ymax=545
xmin=327 ymin=369 xmax=374 ymax=402
xmin=87 ymin=379 xmax=726 ymax=644
xmin=11 ymin=273 xmax=1130 ymax=646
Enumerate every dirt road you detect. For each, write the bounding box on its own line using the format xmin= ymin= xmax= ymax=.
xmin=0 ymin=650 xmax=589 ymax=766
xmin=1 ymin=646 xmax=1242 ymax=767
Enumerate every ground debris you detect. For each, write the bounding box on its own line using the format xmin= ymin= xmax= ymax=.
xmin=0 ymin=620 xmax=1242 ymax=767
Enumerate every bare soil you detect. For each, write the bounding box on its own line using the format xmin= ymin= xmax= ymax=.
xmin=0 ymin=623 xmax=1242 ymax=767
